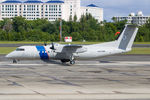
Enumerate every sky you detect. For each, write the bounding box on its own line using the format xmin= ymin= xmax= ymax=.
xmin=15 ymin=0 xmax=150 ymax=21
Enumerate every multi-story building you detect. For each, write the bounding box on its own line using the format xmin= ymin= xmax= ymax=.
xmin=113 ymin=11 xmax=150 ymax=25
xmin=0 ymin=0 xmax=67 ymax=21
xmin=0 ymin=0 xmax=103 ymax=22
xmin=81 ymin=4 xmax=103 ymax=23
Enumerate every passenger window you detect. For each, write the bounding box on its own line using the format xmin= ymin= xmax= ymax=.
xmin=16 ymin=48 xmax=25 ymax=51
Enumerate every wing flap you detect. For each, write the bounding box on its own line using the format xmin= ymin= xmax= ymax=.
xmin=64 ymin=45 xmax=87 ymax=53
xmin=55 ymin=44 xmax=87 ymax=53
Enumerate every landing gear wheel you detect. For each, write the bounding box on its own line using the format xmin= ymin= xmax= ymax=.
xmin=70 ymin=60 xmax=75 ymax=65
xmin=61 ymin=59 xmax=69 ymax=64
xmin=61 ymin=61 xmax=66 ymax=64
xmin=13 ymin=59 xmax=17 ymax=63
xmin=69 ymin=55 xmax=75 ymax=65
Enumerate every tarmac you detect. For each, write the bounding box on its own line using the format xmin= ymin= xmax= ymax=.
xmin=0 ymin=55 xmax=150 ymax=100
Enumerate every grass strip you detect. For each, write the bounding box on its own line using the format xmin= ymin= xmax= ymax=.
xmin=125 ymin=48 xmax=150 ymax=55
xmin=0 ymin=47 xmax=16 ymax=55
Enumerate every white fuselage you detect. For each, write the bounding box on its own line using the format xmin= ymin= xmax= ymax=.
xmin=6 ymin=42 xmax=127 ymax=61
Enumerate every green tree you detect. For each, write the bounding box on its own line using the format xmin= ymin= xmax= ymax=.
xmin=73 ymin=15 xmax=77 ymax=22
xmin=0 ymin=16 xmax=150 ymax=42
xmin=1 ymin=18 xmax=13 ymax=32
xmin=12 ymin=16 xmax=29 ymax=32
xmin=71 ymin=32 xmax=82 ymax=41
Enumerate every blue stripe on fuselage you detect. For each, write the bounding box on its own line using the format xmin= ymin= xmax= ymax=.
xmin=36 ymin=46 xmax=49 ymax=59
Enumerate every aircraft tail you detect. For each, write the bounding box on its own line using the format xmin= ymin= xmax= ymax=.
xmin=117 ymin=24 xmax=138 ymax=51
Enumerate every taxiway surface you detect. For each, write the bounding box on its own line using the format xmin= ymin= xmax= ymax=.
xmin=0 ymin=55 xmax=150 ymax=100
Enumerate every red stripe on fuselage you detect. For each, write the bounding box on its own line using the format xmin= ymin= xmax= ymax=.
xmin=44 ymin=47 xmax=50 ymax=59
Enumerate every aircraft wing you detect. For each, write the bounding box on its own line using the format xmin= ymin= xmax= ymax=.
xmin=64 ymin=45 xmax=87 ymax=53
xmin=64 ymin=44 xmax=82 ymax=48
xmin=55 ymin=44 xmax=87 ymax=53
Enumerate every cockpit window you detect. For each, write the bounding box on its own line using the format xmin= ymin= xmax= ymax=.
xmin=16 ymin=48 xmax=25 ymax=51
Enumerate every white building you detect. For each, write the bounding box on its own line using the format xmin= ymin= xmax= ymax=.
xmin=113 ymin=11 xmax=150 ymax=25
xmin=0 ymin=0 xmax=103 ymax=22
xmin=81 ymin=4 xmax=103 ymax=23
xmin=64 ymin=0 xmax=81 ymax=20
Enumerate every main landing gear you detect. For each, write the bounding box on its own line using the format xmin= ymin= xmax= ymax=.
xmin=60 ymin=56 xmax=76 ymax=65
xmin=13 ymin=59 xmax=17 ymax=63
xmin=61 ymin=59 xmax=69 ymax=64
xmin=61 ymin=59 xmax=75 ymax=65
xmin=69 ymin=55 xmax=75 ymax=65
xmin=70 ymin=60 xmax=75 ymax=65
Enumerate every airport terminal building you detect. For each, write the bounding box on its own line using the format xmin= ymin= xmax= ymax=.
xmin=0 ymin=0 xmax=103 ymax=22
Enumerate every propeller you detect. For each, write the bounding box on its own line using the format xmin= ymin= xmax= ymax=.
xmin=50 ymin=42 xmax=55 ymax=50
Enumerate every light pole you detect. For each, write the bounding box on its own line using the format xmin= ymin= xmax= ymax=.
xmin=59 ymin=18 xmax=62 ymax=42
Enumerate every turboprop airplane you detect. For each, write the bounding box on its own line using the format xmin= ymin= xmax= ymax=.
xmin=6 ymin=24 xmax=138 ymax=65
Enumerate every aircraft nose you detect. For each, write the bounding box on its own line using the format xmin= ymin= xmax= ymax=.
xmin=5 ymin=53 xmax=11 ymax=58
xmin=5 ymin=52 xmax=14 ymax=59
